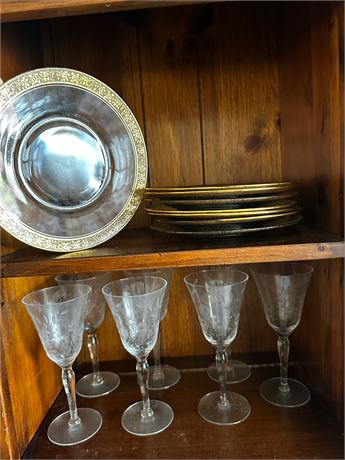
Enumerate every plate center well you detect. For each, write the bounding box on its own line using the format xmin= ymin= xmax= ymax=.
xmin=18 ymin=116 xmax=110 ymax=211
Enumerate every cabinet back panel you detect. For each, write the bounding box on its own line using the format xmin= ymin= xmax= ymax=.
xmin=0 ymin=20 xmax=46 ymax=256
xmin=199 ymin=3 xmax=282 ymax=184
xmin=29 ymin=3 xmax=284 ymax=361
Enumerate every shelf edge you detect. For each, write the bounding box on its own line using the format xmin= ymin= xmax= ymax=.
xmin=1 ymin=241 xmax=344 ymax=278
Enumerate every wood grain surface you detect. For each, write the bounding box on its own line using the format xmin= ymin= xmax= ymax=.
xmin=277 ymin=2 xmax=344 ymax=426
xmin=2 ymin=226 xmax=344 ymax=278
xmin=0 ymin=276 xmax=61 ymax=459
xmin=199 ymin=3 xmax=282 ymax=185
xmin=0 ymin=0 xmax=211 ymax=22
xmin=0 ymin=20 xmax=45 ymax=256
xmin=295 ymin=259 xmax=344 ymax=426
xmin=138 ymin=6 xmax=204 ymax=187
xmin=23 ymin=363 xmax=344 ymax=459
xmin=278 ymin=1 xmax=344 ymax=235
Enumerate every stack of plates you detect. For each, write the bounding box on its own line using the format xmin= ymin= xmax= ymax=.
xmin=145 ymin=182 xmax=302 ymax=238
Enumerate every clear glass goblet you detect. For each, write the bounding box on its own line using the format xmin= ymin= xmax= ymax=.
xmin=55 ymin=272 xmax=120 ymax=398
xmin=184 ymin=269 xmax=251 ymax=425
xmin=251 ymin=262 xmax=313 ymax=407
xmin=125 ymin=268 xmax=181 ymax=390
xmin=22 ymin=284 xmax=102 ymax=446
xmin=103 ymin=276 xmax=174 ymax=436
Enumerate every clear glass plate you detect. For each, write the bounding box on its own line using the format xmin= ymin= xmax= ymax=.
xmin=0 ymin=68 xmax=147 ymax=252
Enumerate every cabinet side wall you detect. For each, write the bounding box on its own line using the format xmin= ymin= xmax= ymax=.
xmin=1 ymin=276 xmax=61 ymax=459
xmin=277 ymin=1 xmax=344 ymax=424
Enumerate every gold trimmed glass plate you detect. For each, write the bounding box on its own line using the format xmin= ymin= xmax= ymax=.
xmin=146 ymin=201 xmax=299 ymax=219
xmin=145 ymin=191 xmax=297 ymax=210
xmin=154 ymin=208 xmax=301 ymax=226
xmin=151 ymin=215 xmax=303 ymax=238
xmin=0 ymin=68 xmax=147 ymax=252
xmin=145 ymin=182 xmax=295 ymax=198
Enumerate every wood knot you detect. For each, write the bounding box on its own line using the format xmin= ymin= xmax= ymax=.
xmin=243 ymin=134 xmax=265 ymax=154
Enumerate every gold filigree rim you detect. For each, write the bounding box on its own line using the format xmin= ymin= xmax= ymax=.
xmin=0 ymin=67 xmax=147 ymax=252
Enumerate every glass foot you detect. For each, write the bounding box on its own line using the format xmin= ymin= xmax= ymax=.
xmin=198 ymin=391 xmax=251 ymax=425
xmin=207 ymin=359 xmax=251 ymax=384
xmin=260 ymin=377 xmax=311 ymax=407
xmin=76 ymin=371 xmax=120 ymax=398
xmin=47 ymin=408 xmax=102 ymax=446
xmin=148 ymin=365 xmax=181 ymax=390
xmin=121 ymin=400 xmax=174 ymax=436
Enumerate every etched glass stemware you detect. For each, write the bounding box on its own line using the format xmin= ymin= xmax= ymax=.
xmin=125 ymin=268 xmax=181 ymax=390
xmin=56 ymin=272 xmax=120 ymax=398
xmin=103 ymin=276 xmax=174 ymax=436
xmin=184 ymin=269 xmax=250 ymax=425
xmin=251 ymin=262 xmax=313 ymax=407
xmin=22 ymin=284 xmax=102 ymax=446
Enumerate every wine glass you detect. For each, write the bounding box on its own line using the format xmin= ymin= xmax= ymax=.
xmin=22 ymin=284 xmax=102 ymax=446
xmin=205 ymin=268 xmax=250 ymax=384
xmin=55 ymin=272 xmax=120 ymax=398
xmin=184 ymin=269 xmax=251 ymax=425
xmin=125 ymin=268 xmax=181 ymax=390
xmin=103 ymin=276 xmax=174 ymax=436
xmin=251 ymin=262 xmax=313 ymax=407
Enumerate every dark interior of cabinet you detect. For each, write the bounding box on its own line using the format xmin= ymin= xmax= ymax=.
xmin=0 ymin=1 xmax=343 ymax=458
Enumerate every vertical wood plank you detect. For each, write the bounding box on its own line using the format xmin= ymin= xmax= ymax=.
xmin=199 ymin=2 xmax=282 ymax=185
xmin=1 ymin=21 xmax=45 ymax=256
xmin=138 ymin=6 xmax=204 ymax=186
xmin=294 ymin=259 xmax=344 ymax=425
xmin=278 ymin=2 xmax=343 ymax=234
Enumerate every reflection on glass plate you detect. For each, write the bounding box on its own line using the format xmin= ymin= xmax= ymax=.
xmin=0 ymin=68 xmax=147 ymax=252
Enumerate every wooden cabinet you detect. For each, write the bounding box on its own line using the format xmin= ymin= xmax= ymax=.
xmin=0 ymin=1 xmax=343 ymax=458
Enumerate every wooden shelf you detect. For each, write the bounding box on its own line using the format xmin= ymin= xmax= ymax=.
xmin=23 ymin=357 xmax=344 ymax=459
xmin=0 ymin=0 xmax=210 ymax=22
xmin=1 ymin=225 xmax=344 ymax=278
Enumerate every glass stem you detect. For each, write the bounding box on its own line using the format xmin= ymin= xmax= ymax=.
xmin=62 ymin=366 xmax=81 ymax=427
xmin=87 ymin=331 xmax=103 ymax=385
xmin=152 ymin=326 xmax=164 ymax=380
xmin=278 ymin=335 xmax=290 ymax=392
xmin=216 ymin=348 xmax=230 ymax=408
xmin=136 ymin=358 xmax=153 ymax=419
xmin=227 ymin=343 xmax=235 ymax=376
